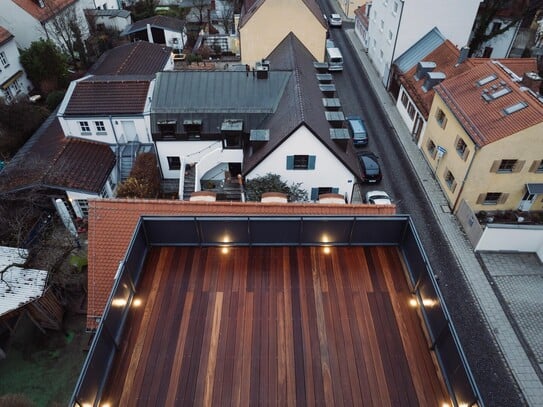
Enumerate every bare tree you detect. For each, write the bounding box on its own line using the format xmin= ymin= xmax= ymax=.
xmin=469 ymin=0 xmax=537 ymax=56
xmin=191 ymin=0 xmax=211 ymax=27
xmin=41 ymin=0 xmax=90 ymax=65
xmin=217 ymin=0 xmax=235 ymax=34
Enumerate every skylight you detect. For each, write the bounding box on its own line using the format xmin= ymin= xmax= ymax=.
xmin=503 ymin=101 xmax=528 ymax=115
xmin=490 ymin=87 xmax=511 ymax=99
xmin=476 ymin=74 xmax=498 ymax=86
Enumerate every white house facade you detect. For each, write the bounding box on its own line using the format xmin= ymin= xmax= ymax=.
xmin=366 ymin=0 xmax=480 ymax=86
xmin=246 ymin=126 xmax=356 ymax=201
xmin=0 ymin=27 xmax=33 ymax=102
xmin=0 ymin=0 xmax=94 ymax=51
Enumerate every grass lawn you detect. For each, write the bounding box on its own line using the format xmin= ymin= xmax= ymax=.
xmin=0 ymin=313 xmax=90 ymax=407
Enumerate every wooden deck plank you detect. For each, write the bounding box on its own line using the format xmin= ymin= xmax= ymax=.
xmin=100 ymin=246 xmax=449 ymax=406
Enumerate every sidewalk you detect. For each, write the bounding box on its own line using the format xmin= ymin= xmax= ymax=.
xmin=343 ymin=28 xmax=543 ymax=406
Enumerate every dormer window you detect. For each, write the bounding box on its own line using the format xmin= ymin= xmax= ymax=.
xmin=183 ymin=119 xmax=202 ymax=139
xmin=157 ymin=120 xmax=176 ymax=137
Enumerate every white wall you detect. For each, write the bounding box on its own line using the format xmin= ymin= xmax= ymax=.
xmin=475 ymin=224 xmax=543 ymax=262
xmin=367 ymin=0 xmax=480 ymax=84
xmin=0 ymin=37 xmax=33 ymax=100
xmin=395 ymin=86 xmax=427 ymax=146
xmin=475 ymin=18 xmax=520 ymax=58
xmin=164 ymin=28 xmax=186 ymax=52
xmin=59 ymin=116 xmax=151 ymax=144
xmin=246 ymin=126 xmax=357 ymax=201
xmin=0 ymin=0 xmax=44 ymax=49
xmin=93 ymin=0 xmax=121 ymax=9
xmin=155 ymin=140 xmax=243 ymax=179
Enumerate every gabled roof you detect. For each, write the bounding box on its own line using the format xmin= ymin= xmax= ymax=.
xmin=63 ymin=78 xmax=151 ymax=115
xmin=0 ymin=26 xmax=14 ymax=46
xmin=120 ymin=15 xmax=184 ymax=36
xmin=242 ymin=33 xmax=361 ymax=177
xmin=12 ymin=0 xmax=76 ymax=22
xmin=86 ymin=198 xmax=397 ymax=328
xmin=400 ymin=40 xmax=475 ymax=119
xmin=394 ymin=27 xmax=446 ymax=73
xmin=435 ymin=60 xmax=543 ymax=146
xmin=88 ymin=42 xmax=171 ymax=76
xmin=239 ymin=0 xmax=327 ymax=29
xmin=0 ymin=116 xmax=115 ymax=194
xmin=470 ymin=58 xmax=538 ymax=78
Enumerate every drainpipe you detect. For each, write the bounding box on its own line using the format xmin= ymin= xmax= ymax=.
xmin=147 ymin=24 xmax=153 ymax=43
xmin=109 ymin=116 xmax=121 ymax=181
xmin=452 ymin=145 xmax=478 ymax=212
xmin=385 ymin=0 xmax=404 ymax=88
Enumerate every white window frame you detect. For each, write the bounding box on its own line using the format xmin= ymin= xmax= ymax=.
xmin=0 ymin=51 xmax=8 ymax=68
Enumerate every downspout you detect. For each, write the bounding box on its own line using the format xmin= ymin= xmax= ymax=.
xmin=452 ymin=145 xmax=478 ymax=212
xmin=109 ymin=116 xmax=121 ymax=182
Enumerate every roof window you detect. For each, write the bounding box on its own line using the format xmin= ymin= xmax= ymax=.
xmin=476 ymin=74 xmax=497 ymax=86
xmin=503 ymin=101 xmax=528 ymax=115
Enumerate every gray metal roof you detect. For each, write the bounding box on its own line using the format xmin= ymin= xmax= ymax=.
xmin=87 ymin=9 xmax=131 ymax=18
xmin=152 ymin=70 xmax=290 ymax=113
xmin=394 ymin=27 xmax=446 ymax=73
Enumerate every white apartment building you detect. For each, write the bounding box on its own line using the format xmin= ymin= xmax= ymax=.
xmin=366 ymin=0 xmax=481 ymax=86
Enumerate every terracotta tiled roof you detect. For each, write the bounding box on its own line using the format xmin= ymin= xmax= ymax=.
xmin=86 ymin=199 xmax=397 ymax=328
xmin=0 ymin=116 xmax=115 ymax=194
xmin=63 ymin=79 xmax=151 ymax=115
xmin=435 ymin=60 xmax=543 ymax=146
xmin=470 ymin=58 xmax=538 ymax=78
xmin=400 ymin=40 xmax=474 ymax=119
xmin=12 ymin=0 xmax=76 ymax=22
xmin=0 ymin=27 xmax=13 ymax=46
xmin=88 ymin=42 xmax=172 ymax=76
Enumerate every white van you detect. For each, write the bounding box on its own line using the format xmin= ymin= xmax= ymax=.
xmin=326 ymin=47 xmax=343 ymax=72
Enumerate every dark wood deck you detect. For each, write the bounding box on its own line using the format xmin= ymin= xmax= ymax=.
xmin=101 ymin=246 xmax=449 ymax=406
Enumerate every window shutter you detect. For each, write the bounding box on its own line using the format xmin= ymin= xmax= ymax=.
xmin=476 ymin=193 xmax=485 ymax=204
xmin=498 ymin=193 xmax=509 ymax=204
xmin=528 ymin=160 xmax=541 ymax=173
xmin=308 ymin=155 xmax=316 ymax=170
xmin=442 ymin=116 xmax=448 ymax=129
xmin=454 ymin=135 xmax=459 ymax=148
xmin=451 ymin=180 xmax=457 ymax=193
xmin=462 ymin=148 xmax=469 ymax=161
xmin=286 ymin=155 xmax=294 ymax=169
xmin=490 ymin=160 xmax=500 ymax=173
xmin=332 ymin=188 xmax=339 ymax=194
xmin=513 ymin=160 xmax=525 ymax=173
xmin=432 ymin=148 xmax=438 ymax=160
xmin=311 ymin=188 xmax=318 ymax=201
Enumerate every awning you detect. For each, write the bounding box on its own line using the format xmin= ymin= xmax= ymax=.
xmin=526 ymin=183 xmax=543 ymax=194
xmin=1 ymin=70 xmax=23 ymax=90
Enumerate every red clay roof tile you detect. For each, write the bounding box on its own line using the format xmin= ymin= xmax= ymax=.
xmin=64 ymin=79 xmax=150 ymax=115
xmin=435 ymin=60 xmax=543 ymax=146
xmin=0 ymin=27 xmax=13 ymax=45
xmin=13 ymin=0 xmax=76 ymax=22
xmin=86 ymin=199 xmax=397 ymax=328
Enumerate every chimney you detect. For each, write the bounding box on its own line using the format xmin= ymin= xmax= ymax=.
xmin=456 ymin=46 xmax=470 ymax=66
xmin=255 ymin=61 xmax=269 ymax=79
xmin=414 ymin=61 xmax=436 ymax=80
xmin=422 ymin=71 xmax=446 ymax=92
xmin=521 ymin=71 xmax=543 ymax=94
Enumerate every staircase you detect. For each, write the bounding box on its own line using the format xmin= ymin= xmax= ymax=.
xmin=183 ymin=166 xmax=196 ymax=200
xmin=119 ymin=142 xmax=140 ymax=181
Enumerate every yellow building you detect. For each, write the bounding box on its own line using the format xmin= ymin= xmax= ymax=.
xmin=239 ymin=0 xmax=328 ymax=66
xmin=421 ymin=60 xmax=543 ymax=213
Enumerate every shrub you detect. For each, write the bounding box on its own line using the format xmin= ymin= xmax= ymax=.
xmin=116 ymin=152 xmax=160 ymax=198
xmin=45 ymin=90 xmax=66 ymax=111
xmin=244 ymin=173 xmax=308 ymax=202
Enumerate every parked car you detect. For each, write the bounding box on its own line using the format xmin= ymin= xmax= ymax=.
xmin=346 ymin=116 xmax=368 ymax=147
xmin=358 ymin=152 xmax=382 ymax=183
xmin=328 ymin=13 xmax=342 ymax=27
xmin=365 ymin=190 xmax=392 ymax=205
